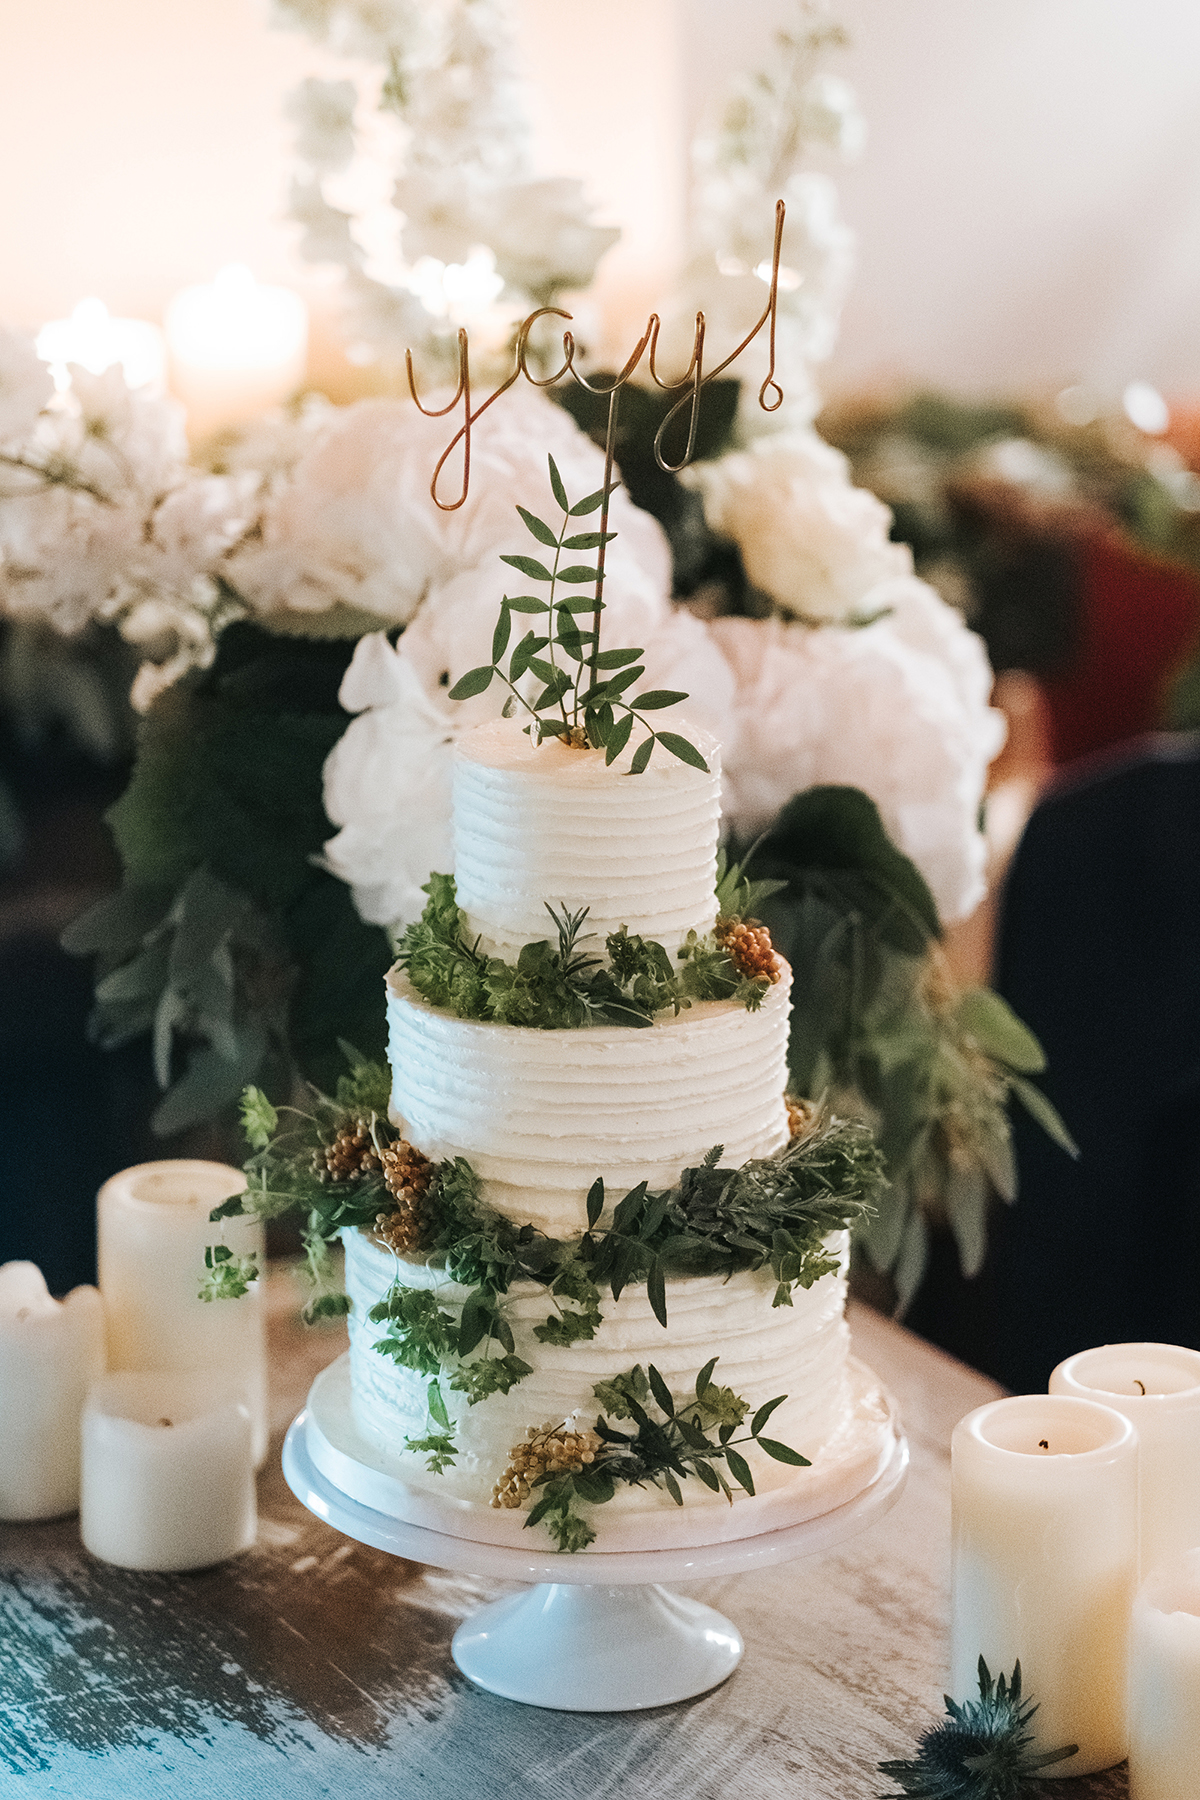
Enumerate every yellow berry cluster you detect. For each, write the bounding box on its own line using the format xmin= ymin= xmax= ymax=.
xmin=715 ymin=917 xmax=780 ymax=983
xmin=374 ymin=1136 xmax=436 ymax=1254
xmin=381 ymin=1138 xmax=434 ymax=1200
xmin=490 ymin=1422 xmax=603 ymax=1509
xmin=312 ymin=1117 xmax=384 ymax=1183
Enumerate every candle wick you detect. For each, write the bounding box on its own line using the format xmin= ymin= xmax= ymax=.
xmin=1039 ymin=1439 xmax=1049 ymax=1450
xmin=157 ymin=1417 xmax=174 ymax=1427
xmin=1134 ymin=1379 xmax=1146 ymax=1395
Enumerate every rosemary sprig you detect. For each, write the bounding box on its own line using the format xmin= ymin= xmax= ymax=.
xmin=448 ymin=456 xmax=708 ymax=774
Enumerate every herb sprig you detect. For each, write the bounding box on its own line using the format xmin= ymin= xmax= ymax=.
xmin=205 ymin=1049 xmax=397 ymax=1320
xmin=397 ymin=873 xmax=773 ymax=1029
xmin=525 ymin=1359 xmax=810 ymax=1553
xmin=448 ymin=457 xmax=708 ymax=775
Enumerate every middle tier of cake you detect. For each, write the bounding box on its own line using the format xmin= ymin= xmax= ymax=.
xmin=386 ymin=962 xmax=793 ymax=1236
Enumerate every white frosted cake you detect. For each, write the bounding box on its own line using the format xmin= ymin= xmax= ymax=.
xmin=333 ymin=717 xmax=895 ymax=1551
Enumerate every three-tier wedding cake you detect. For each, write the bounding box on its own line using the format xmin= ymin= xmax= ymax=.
xmin=329 ymin=715 xmax=897 ymax=1552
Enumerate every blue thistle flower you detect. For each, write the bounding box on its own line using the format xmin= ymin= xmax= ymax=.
xmin=879 ymin=1658 xmax=1078 ymax=1799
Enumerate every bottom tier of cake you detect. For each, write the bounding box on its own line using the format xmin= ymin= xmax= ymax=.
xmin=307 ymin=1351 xmax=899 ymax=1552
xmin=339 ymin=1224 xmax=892 ymax=1551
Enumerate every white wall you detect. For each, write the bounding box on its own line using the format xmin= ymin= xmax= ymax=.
xmin=2 ymin=0 xmax=1199 ymax=399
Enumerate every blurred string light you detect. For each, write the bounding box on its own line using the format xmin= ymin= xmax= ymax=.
xmin=1054 ymin=384 xmax=1099 ymax=427
xmin=1123 ymin=380 xmax=1170 ymax=436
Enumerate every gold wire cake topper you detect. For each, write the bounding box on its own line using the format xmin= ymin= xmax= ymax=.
xmin=407 ymin=197 xmax=788 ymax=511
xmin=405 ymin=198 xmax=788 ymax=697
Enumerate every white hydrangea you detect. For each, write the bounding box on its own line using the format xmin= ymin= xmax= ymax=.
xmin=0 ymin=329 xmax=53 ymax=443
xmin=688 ymin=430 xmax=911 ymax=620
xmin=0 ymin=485 xmax=144 ymax=634
xmin=711 ymin=595 xmax=1006 ymax=925
xmin=63 ymin=364 xmax=188 ymax=499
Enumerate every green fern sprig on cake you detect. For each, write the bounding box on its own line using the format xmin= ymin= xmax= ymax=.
xmin=448 ymin=456 xmax=708 ymax=774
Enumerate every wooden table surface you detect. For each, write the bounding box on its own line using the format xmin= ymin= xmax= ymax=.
xmin=0 ymin=1274 xmax=1130 ymax=1799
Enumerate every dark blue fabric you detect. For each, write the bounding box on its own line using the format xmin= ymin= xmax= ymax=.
xmin=991 ymin=734 xmax=1200 ymax=1393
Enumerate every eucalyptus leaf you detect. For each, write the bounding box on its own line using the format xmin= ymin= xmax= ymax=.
xmin=724 ymin=1448 xmax=755 ymax=1495
xmin=604 ymin=712 xmax=633 ymax=766
xmin=632 ymin=690 xmax=688 ymax=711
xmin=61 ymin=882 xmax=174 ymax=957
xmin=569 ymin=486 xmax=608 ymax=515
xmin=547 ymin=454 xmax=569 ymax=512
xmin=516 ymin=505 xmax=558 ymax=547
xmin=656 ymin=731 xmax=709 ymax=772
xmin=448 ymin=665 xmax=494 ymax=700
xmin=647 ymin=1364 xmax=675 ymax=1415
xmin=500 ymin=553 xmax=554 ymax=582
xmin=594 ymin=646 xmax=643 ymax=670
xmin=563 ymin=531 xmax=615 ymax=550
xmin=491 ymin=601 xmax=512 ymax=664
xmin=1010 ymin=1076 xmax=1079 ymax=1157
xmin=757 ymin=1438 xmax=810 ymax=1466
xmin=955 ymin=988 xmax=1047 ymax=1073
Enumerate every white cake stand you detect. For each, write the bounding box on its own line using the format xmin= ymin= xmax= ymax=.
xmin=282 ymin=1360 xmax=908 ymax=1712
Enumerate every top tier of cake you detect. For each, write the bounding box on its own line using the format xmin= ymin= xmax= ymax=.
xmin=451 ymin=718 xmax=722 ymax=960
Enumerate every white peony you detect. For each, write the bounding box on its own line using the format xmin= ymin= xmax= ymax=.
xmin=227 ymin=386 xmax=672 ymax=629
xmin=688 ymin=431 xmax=911 ymax=621
xmin=712 ymin=596 xmax=1006 ymax=925
xmin=321 ymin=632 xmax=461 ymax=929
xmin=0 ymin=329 xmax=53 ymax=444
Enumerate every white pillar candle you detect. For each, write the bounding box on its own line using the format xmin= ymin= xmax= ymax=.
xmin=951 ymin=1393 xmax=1139 ymax=1776
xmin=1129 ymin=1548 xmax=1200 ymax=1800
xmin=97 ymin=1160 xmax=267 ymax=1466
xmin=1051 ymin=1343 xmax=1200 ymax=1577
xmin=0 ymin=1263 xmax=106 ymax=1521
xmin=165 ymin=264 xmax=307 ymax=439
xmin=36 ymin=297 xmax=167 ymax=394
xmin=81 ymin=1371 xmax=256 ymax=1571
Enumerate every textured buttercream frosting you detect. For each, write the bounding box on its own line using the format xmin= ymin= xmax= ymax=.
xmin=452 ymin=716 xmax=722 ymax=959
xmin=386 ymin=964 xmax=792 ymax=1236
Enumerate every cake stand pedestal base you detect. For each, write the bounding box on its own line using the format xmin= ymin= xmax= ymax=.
xmin=451 ymin=1581 xmax=742 ymax=1709
xmin=282 ymin=1360 xmax=907 ymax=1713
